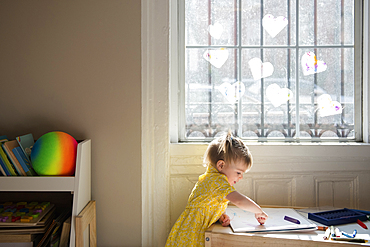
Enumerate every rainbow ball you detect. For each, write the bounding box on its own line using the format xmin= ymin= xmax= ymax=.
xmin=31 ymin=131 xmax=78 ymax=176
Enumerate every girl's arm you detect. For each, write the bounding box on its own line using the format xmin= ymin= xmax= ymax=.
xmin=226 ymin=191 xmax=268 ymax=224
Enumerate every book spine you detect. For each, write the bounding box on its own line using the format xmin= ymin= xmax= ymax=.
xmin=0 ymin=145 xmax=18 ymax=175
xmin=19 ymin=147 xmax=37 ymax=175
xmin=0 ymin=161 xmax=7 ymax=175
xmin=13 ymin=147 xmax=37 ymax=176
xmin=2 ymin=144 xmax=25 ymax=176
xmin=0 ymin=156 xmax=10 ymax=175
xmin=13 ymin=147 xmax=31 ymax=176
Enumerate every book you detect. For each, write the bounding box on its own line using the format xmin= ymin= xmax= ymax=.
xmin=16 ymin=133 xmax=34 ymax=163
xmin=0 ymin=156 xmax=10 ymax=176
xmin=2 ymin=140 xmax=26 ymax=176
xmin=0 ymin=139 xmax=18 ymax=176
xmin=13 ymin=146 xmax=37 ymax=176
xmin=59 ymin=216 xmax=71 ymax=247
xmin=50 ymin=236 xmax=60 ymax=247
xmin=0 ymin=135 xmax=8 ymax=142
xmin=35 ymin=220 xmax=58 ymax=247
xmin=0 ymin=233 xmax=37 ymax=243
xmin=0 ymin=161 xmax=7 ymax=176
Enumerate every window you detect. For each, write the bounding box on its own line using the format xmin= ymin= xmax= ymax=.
xmin=175 ymin=0 xmax=363 ymax=142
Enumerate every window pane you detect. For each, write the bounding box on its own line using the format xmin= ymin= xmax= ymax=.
xmin=262 ymin=0 xmax=296 ymax=46
xmin=185 ymin=0 xmax=209 ymax=46
xmin=299 ymin=0 xmax=315 ymax=46
xmin=242 ymin=0 xmax=296 ymax=46
xmin=316 ymin=0 xmax=342 ymax=45
xmin=241 ymin=49 xmax=262 ymax=137
xmin=241 ymin=0 xmax=261 ymax=46
xmin=185 ymin=48 xmax=238 ymax=137
xmin=185 ymin=0 xmax=237 ymax=46
xmin=241 ymin=48 xmax=296 ymax=138
xmin=298 ymin=48 xmax=354 ymax=139
xmin=343 ymin=0 xmax=354 ymax=45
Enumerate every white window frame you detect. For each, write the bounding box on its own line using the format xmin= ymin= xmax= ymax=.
xmin=170 ymin=0 xmax=366 ymax=143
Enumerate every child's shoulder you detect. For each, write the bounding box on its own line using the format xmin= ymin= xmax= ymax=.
xmin=201 ymin=169 xmax=229 ymax=185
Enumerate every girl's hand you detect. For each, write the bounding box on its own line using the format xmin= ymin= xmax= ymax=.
xmin=219 ymin=213 xmax=231 ymax=227
xmin=255 ymin=211 xmax=268 ymax=225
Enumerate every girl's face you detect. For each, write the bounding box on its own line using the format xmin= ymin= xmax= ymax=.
xmin=216 ymin=160 xmax=247 ymax=186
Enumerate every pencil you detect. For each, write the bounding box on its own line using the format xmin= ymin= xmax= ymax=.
xmin=317 ymin=226 xmax=328 ymax=231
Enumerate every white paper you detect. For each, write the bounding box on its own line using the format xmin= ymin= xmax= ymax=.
xmin=226 ymin=207 xmax=317 ymax=233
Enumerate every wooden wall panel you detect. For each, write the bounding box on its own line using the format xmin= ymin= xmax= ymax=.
xmin=169 ymin=147 xmax=370 ymax=226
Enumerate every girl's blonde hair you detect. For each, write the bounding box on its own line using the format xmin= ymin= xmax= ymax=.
xmin=203 ymin=131 xmax=253 ymax=172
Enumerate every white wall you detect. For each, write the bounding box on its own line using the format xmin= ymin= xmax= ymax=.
xmin=0 ymin=1 xmax=142 ymax=246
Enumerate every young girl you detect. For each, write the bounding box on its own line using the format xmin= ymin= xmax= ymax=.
xmin=165 ymin=132 xmax=268 ymax=247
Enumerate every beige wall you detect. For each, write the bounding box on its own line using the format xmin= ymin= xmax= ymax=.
xmin=0 ymin=1 xmax=142 ymax=246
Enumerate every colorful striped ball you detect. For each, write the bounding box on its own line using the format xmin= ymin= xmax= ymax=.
xmin=31 ymin=131 xmax=77 ymax=176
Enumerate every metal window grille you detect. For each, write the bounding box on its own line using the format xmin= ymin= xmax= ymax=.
xmin=180 ymin=0 xmax=361 ymax=142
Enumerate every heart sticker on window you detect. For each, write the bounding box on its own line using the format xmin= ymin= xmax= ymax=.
xmin=248 ymin=57 xmax=274 ymax=80
xmin=208 ymin=22 xmax=224 ymax=39
xmin=266 ymin=83 xmax=293 ymax=107
xmin=262 ymin=14 xmax=288 ymax=38
xmin=317 ymin=94 xmax=342 ymax=117
xmin=218 ymin=81 xmax=245 ymax=104
xmin=301 ymin=52 xmax=327 ymax=76
xmin=203 ymin=48 xmax=229 ymax=68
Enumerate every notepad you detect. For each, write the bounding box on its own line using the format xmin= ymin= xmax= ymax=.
xmin=226 ymin=207 xmax=317 ymax=233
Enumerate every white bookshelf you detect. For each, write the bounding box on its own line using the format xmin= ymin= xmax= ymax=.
xmin=0 ymin=139 xmax=91 ymax=247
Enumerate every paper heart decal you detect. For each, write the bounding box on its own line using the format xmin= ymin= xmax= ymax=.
xmin=203 ymin=48 xmax=229 ymax=68
xmin=208 ymin=22 xmax=224 ymax=39
xmin=317 ymin=94 xmax=342 ymax=117
xmin=266 ymin=83 xmax=293 ymax=107
xmin=262 ymin=14 xmax=288 ymax=38
xmin=248 ymin=57 xmax=274 ymax=80
xmin=301 ymin=52 xmax=327 ymax=76
xmin=218 ymin=81 xmax=245 ymax=103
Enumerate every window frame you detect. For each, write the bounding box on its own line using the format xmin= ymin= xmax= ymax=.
xmin=170 ymin=0 xmax=365 ymax=143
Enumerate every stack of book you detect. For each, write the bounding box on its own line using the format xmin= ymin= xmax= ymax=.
xmin=0 ymin=134 xmax=38 ymax=176
xmin=0 ymin=202 xmax=71 ymax=247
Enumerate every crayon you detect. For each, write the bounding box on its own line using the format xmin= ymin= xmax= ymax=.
xmin=335 ymin=228 xmax=341 ymax=237
xmin=284 ymin=215 xmax=300 ymax=224
xmin=332 ymin=238 xmax=368 ymax=243
xmin=331 ymin=226 xmax=335 ymax=238
xmin=357 ymin=219 xmax=368 ymax=229
xmin=341 ymin=231 xmax=354 ymax=238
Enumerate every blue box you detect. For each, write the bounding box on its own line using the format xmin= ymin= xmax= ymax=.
xmin=308 ymin=208 xmax=368 ymax=226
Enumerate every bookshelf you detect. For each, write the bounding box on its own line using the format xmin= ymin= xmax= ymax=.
xmin=0 ymin=139 xmax=91 ymax=247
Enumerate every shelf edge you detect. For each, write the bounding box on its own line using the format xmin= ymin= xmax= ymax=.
xmin=0 ymin=177 xmax=75 ymax=191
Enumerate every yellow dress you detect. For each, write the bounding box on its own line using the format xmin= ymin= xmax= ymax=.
xmin=165 ymin=165 xmax=236 ymax=247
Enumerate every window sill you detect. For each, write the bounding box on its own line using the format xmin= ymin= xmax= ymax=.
xmin=170 ymin=142 xmax=370 ymax=173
